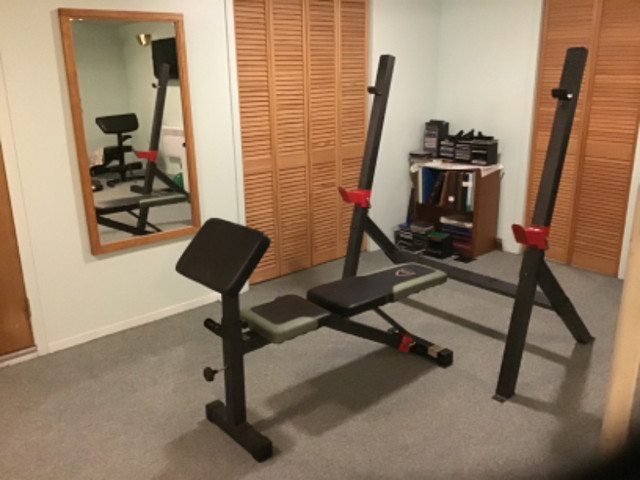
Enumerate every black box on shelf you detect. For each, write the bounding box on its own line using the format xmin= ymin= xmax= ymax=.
xmin=423 ymin=120 xmax=449 ymax=157
xmin=454 ymin=141 xmax=472 ymax=163
xmin=470 ymin=139 xmax=498 ymax=166
xmin=440 ymin=138 xmax=456 ymax=161
xmin=394 ymin=221 xmax=435 ymax=253
xmin=424 ymin=231 xmax=453 ymax=259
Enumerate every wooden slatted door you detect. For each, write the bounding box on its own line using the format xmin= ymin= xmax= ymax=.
xmin=0 ymin=143 xmax=34 ymax=356
xmin=234 ymin=0 xmax=368 ymax=282
xmin=526 ymin=0 xmax=599 ymax=262
xmin=570 ymin=0 xmax=640 ymax=275
xmin=338 ymin=0 xmax=368 ymax=254
xmin=308 ymin=0 xmax=340 ymax=265
xmin=235 ymin=0 xmax=279 ymax=282
xmin=271 ymin=0 xmax=311 ymax=276
xmin=527 ymin=0 xmax=640 ymax=275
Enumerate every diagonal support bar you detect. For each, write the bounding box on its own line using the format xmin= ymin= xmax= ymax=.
xmin=537 ymin=260 xmax=594 ymax=344
xmin=324 ymin=314 xmax=452 ymax=367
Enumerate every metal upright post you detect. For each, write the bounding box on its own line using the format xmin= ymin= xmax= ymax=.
xmin=494 ymin=47 xmax=594 ymax=401
xmin=342 ymin=55 xmax=395 ymax=278
xmin=203 ymin=294 xmax=273 ymax=462
xmin=220 ymin=293 xmax=247 ymax=425
xmin=135 ymin=63 xmax=170 ymax=233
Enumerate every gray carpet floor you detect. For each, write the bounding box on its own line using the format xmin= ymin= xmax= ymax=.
xmin=0 ymin=250 xmax=634 ymax=479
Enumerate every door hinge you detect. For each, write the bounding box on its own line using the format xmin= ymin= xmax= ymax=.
xmin=25 ymin=297 xmax=31 ymax=319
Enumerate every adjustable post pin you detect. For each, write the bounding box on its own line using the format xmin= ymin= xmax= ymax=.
xmin=203 ymin=365 xmax=228 ymax=382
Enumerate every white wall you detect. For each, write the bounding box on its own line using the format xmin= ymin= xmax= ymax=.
xmin=435 ymin=0 xmax=544 ymax=253
xmin=72 ymin=22 xmax=131 ymax=153
xmin=0 ymin=0 xmax=240 ymax=352
xmin=368 ymin=0 xmax=442 ymax=242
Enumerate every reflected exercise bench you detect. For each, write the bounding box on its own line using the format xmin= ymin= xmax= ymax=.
xmin=94 ymin=64 xmax=189 ymax=236
xmin=176 ymin=218 xmax=451 ymax=462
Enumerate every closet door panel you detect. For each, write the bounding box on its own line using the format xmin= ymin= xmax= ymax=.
xmin=570 ymin=0 xmax=640 ymax=274
xmin=525 ymin=0 xmax=598 ymax=262
xmin=571 ymin=157 xmax=633 ymax=274
xmin=311 ymin=157 xmax=339 ymax=264
xmin=271 ymin=0 xmax=311 ymax=275
xmin=244 ymin=170 xmax=279 ymax=281
xmin=235 ymin=0 xmax=368 ymax=280
xmin=235 ymin=0 xmax=279 ymax=282
xmin=339 ymin=0 xmax=368 ymax=254
xmin=308 ymin=0 xmax=340 ymax=265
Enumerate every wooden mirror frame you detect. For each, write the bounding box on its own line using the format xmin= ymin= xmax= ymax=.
xmin=58 ymin=9 xmax=200 ymax=255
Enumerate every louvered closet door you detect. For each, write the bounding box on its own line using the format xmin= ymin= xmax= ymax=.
xmin=271 ymin=0 xmax=311 ymax=275
xmin=235 ymin=0 xmax=279 ymax=282
xmin=235 ymin=0 xmax=368 ymax=282
xmin=527 ymin=0 xmax=640 ymax=275
xmin=308 ymin=0 xmax=340 ymax=265
xmin=338 ymin=0 xmax=368 ymax=253
xmin=570 ymin=0 xmax=640 ymax=275
xmin=526 ymin=0 xmax=599 ymax=262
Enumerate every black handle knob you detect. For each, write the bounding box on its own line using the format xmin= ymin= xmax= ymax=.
xmin=204 ymin=318 xmax=221 ymax=335
xmin=551 ymin=88 xmax=573 ymax=101
xmin=203 ymin=367 xmax=218 ymax=382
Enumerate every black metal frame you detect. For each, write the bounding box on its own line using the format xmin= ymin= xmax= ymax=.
xmin=203 ymin=293 xmax=273 ymax=462
xmin=323 ymin=308 xmax=453 ymax=366
xmin=95 ymin=63 xmax=190 ymax=236
xmin=342 ymin=49 xmax=594 ymax=401
xmin=342 ymin=55 xmax=394 ymax=278
xmin=201 ymin=293 xmax=452 ymax=462
xmin=493 ymin=47 xmax=594 ymax=401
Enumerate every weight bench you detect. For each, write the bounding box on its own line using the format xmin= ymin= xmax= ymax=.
xmin=243 ymin=265 xmax=450 ymax=365
xmin=94 ymin=64 xmax=190 ymax=237
xmin=95 ymin=192 xmax=188 ymax=235
xmin=176 ymin=218 xmax=452 ymax=462
xmin=92 ymin=113 xmax=144 ymax=187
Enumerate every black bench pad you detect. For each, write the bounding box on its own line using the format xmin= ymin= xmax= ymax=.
xmin=307 ymin=263 xmax=446 ymax=316
xmin=241 ymin=295 xmax=330 ymax=343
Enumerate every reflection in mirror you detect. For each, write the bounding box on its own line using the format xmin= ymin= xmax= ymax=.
xmin=59 ymin=10 xmax=200 ymax=254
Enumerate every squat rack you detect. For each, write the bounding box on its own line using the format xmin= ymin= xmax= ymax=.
xmin=341 ymin=49 xmax=594 ymax=401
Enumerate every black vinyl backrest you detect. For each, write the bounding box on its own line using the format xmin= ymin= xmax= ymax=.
xmin=95 ymin=113 xmax=139 ymax=135
xmin=176 ymin=218 xmax=270 ymax=295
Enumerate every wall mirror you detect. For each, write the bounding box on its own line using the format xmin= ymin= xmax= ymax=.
xmin=58 ymin=9 xmax=200 ymax=255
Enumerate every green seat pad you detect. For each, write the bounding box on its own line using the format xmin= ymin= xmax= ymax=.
xmin=242 ymin=295 xmax=330 ymax=343
xmin=307 ymin=263 xmax=447 ymax=316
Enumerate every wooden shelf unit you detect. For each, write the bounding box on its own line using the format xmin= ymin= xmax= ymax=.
xmin=412 ymin=165 xmax=501 ymax=258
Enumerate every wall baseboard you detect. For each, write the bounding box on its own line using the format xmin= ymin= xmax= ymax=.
xmin=0 ymin=347 xmax=38 ymax=368
xmin=48 ymin=293 xmax=219 ymax=353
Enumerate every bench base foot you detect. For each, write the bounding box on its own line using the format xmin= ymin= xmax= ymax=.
xmin=206 ymin=400 xmax=273 ymax=462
